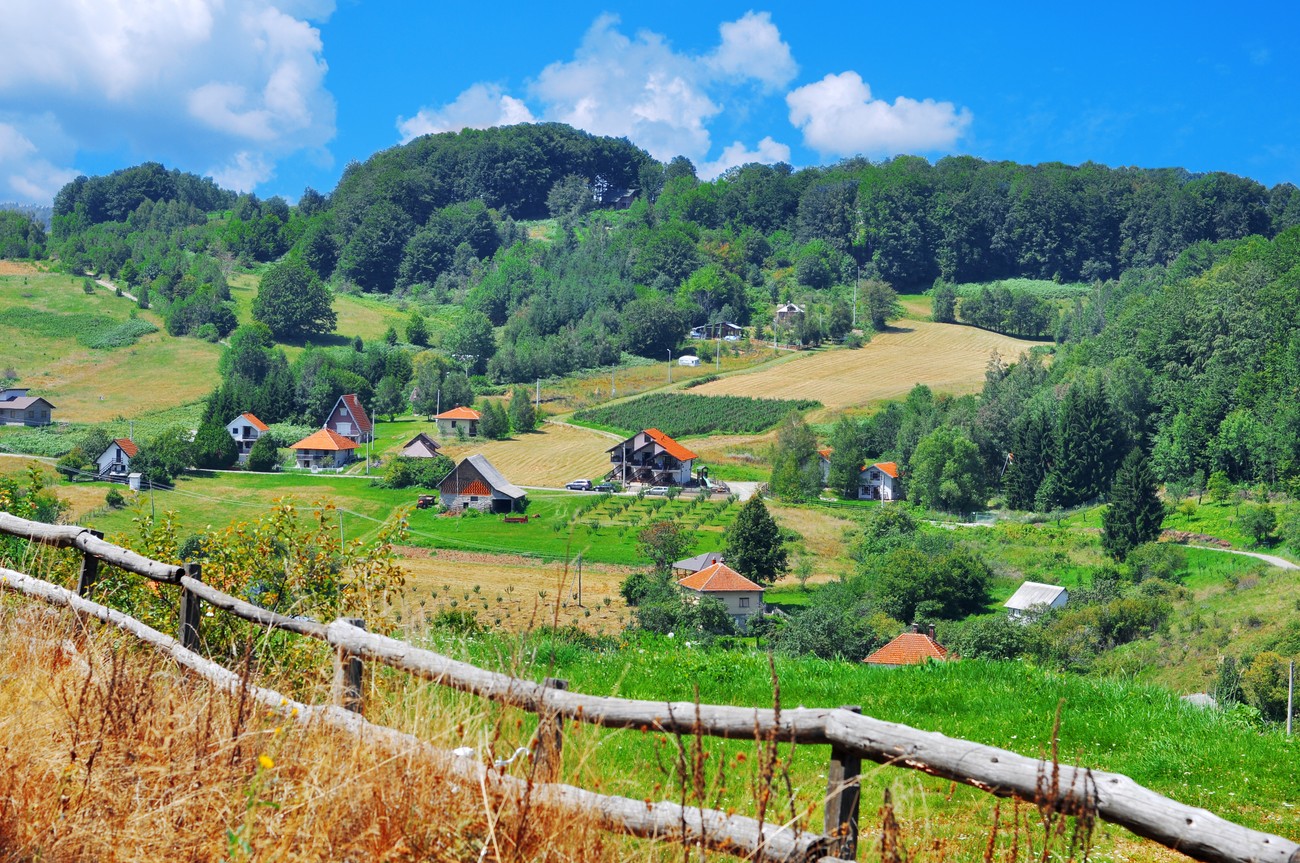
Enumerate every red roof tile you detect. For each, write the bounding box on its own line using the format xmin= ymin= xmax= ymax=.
xmin=113 ymin=438 xmax=139 ymax=458
xmin=290 ymin=428 xmax=360 ymax=451
xmin=863 ymin=631 xmax=949 ymax=666
xmin=644 ymin=428 xmax=698 ymax=462
xmin=339 ymin=394 xmax=372 ymax=434
xmin=453 ymin=479 xmax=491 ymax=496
xmin=435 ymin=406 xmax=481 ymax=420
xmin=677 ymin=563 xmax=764 ymax=592
xmin=873 ymin=461 xmax=900 ymax=479
xmin=818 ymin=448 xmax=832 ymax=460
xmin=240 ymin=412 xmax=269 ymax=431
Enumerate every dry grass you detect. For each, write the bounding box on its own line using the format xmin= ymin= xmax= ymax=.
xmin=692 ymin=321 xmax=1043 ymax=410
xmin=0 ymin=260 xmax=40 ymax=275
xmin=397 ymin=547 xmax=633 ymax=634
xmin=429 ymin=423 xmax=615 ymax=488
xmin=0 ymin=600 xmax=641 ymax=863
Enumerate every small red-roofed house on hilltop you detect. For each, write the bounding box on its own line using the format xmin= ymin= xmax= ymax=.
xmin=225 ymin=412 xmax=268 ymax=463
xmin=435 ymin=406 xmax=480 ymax=438
xmin=607 ymin=428 xmax=697 ymax=486
xmin=863 ymin=624 xmax=950 ymax=666
xmin=289 ymin=428 xmax=358 ymax=470
xmin=677 ymin=562 xmax=765 ymax=629
xmin=324 ymin=394 xmax=373 ymax=444
xmin=858 ymin=461 xmax=899 ymax=501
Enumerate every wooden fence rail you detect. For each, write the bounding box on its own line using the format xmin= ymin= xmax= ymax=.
xmin=0 ymin=511 xmax=1296 ymax=863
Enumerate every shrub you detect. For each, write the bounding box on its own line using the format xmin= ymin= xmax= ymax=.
xmin=104 ymin=487 xmax=126 ymax=508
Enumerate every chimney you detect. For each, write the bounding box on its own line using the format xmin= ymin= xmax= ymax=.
xmin=911 ymin=623 xmax=920 ymax=633
xmin=927 ymin=624 xmax=936 ymax=640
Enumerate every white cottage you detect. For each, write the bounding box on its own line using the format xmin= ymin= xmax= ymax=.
xmin=1004 ymin=581 xmax=1068 ymax=621
xmin=677 ymin=563 xmax=765 ymax=629
xmin=96 ymin=438 xmax=138 ymax=479
xmin=225 ymin=412 xmax=268 ymax=463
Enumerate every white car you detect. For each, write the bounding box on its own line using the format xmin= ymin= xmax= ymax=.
xmin=565 ymin=479 xmax=593 ymax=491
xmin=645 ymin=486 xmax=670 ymax=496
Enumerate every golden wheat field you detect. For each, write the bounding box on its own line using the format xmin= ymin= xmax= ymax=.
xmin=428 ymin=421 xmax=615 ymax=487
xmin=692 ymin=321 xmax=1043 ymax=410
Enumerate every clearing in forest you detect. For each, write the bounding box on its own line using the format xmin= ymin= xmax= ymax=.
xmin=692 ymin=320 xmax=1043 ymax=410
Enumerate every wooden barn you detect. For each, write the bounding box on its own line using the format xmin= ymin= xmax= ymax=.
xmin=438 ymin=454 xmax=526 ymax=513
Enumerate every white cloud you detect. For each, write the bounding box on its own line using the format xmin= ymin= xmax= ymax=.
xmin=707 ymin=11 xmax=797 ymax=90
xmin=0 ymin=0 xmax=335 ymax=201
xmin=698 ymin=136 xmax=791 ymax=179
xmin=209 ymin=151 xmax=275 ymax=194
xmin=787 ymin=71 xmax=972 ymax=157
xmin=397 ymin=84 xmax=535 ymax=143
xmin=0 ymin=115 xmax=78 ymax=202
xmin=397 ymin=12 xmax=800 ymax=168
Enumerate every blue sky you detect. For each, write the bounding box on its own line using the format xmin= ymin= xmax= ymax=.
xmin=1 ymin=1 xmax=1297 ymax=204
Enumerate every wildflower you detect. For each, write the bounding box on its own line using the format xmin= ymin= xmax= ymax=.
xmin=258 ymin=754 xmax=275 ymax=770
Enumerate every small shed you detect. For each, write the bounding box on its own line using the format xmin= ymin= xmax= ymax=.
xmin=677 ymin=563 xmax=765 ymax=629
xmin=438 ymin=454 xmax=526 ymax=513
xmin=863 ymin=624 xmax=950 ymax=666
xmin=400 ymin=432 xmax=442 ymax=458
xmin=1004 ymin=581 xmax=1068 ymax=621
xmin=678 ymin=355 xmax=701 ymax=367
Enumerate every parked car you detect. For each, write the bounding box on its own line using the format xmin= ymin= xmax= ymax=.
xmin=594 ymin=483 xmax=616 ymax=493
xmin=645 ymin=485 xmax=670 ymax=495
xmin=565 ymin=479 xmax=593 ymax=491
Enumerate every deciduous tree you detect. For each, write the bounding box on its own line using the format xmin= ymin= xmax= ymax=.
xmin=252 ymin=257 xmax=337 ymax=339
xmin=724 ymin=496 xmax=788 ymax=585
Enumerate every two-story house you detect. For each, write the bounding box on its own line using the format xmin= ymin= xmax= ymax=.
xmin=606 ymin=428 xmax=697 ymax=486
xmin=224 ymin=412 xmax=268 ymax=463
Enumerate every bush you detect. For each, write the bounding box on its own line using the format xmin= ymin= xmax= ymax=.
xmin=104 ymin=488 xmax=126 ymax=508
xmin=246 ymin=436 xmax=280 ymax=472
xmin=382 ymin=455 xmax=454 ymax=489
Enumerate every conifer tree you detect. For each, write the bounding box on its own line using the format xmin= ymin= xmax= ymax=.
xmin=724 ymin=496 xmax=789 ymax=585
xmin=508 ymin=387 xmax=536 ymax=433
xmin=1101 ymin=448 xmax=1165 ymax=561
xmin=1004 ymin=402 xmax=1054 ymax=510
xmin=192 ymin=420 xmax=239 ymax=470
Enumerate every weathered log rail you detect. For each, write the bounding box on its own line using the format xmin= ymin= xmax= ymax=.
xmin=0 ymin=511 xmax=1296 ymax=863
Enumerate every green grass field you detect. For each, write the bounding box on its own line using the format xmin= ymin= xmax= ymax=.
xmin=947 ymin=278 xmax=1093 ymax=299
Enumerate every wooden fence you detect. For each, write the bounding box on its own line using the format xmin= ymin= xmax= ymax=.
xmin=0 ymin=511 xmax=1296 ymax=863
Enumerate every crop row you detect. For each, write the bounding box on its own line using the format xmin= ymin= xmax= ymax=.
xmin=573 ymin=393 xmax=820 ymax=437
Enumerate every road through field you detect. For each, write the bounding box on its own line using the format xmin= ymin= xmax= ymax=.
xmin=692 ymin=321 xmax=1043 ymax=409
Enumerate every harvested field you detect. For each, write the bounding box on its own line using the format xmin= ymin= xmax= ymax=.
xmin=428 ymin=421 xmax=613 ymax=487
xmin=0 ymin=260 xmax=40 ymax=275
xmin=693 ymin=320 xmax=1042 ymax=410
xmin=397 ymin=547 xmax=632 ymax=634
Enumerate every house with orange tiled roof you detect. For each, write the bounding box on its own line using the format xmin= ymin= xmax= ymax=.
xmin=858 ymin=461 xmax=899 ymax=501
xmin=438 ymin=454 xmax=526 ymax=513
xmin=677 ymin=563 xmax=765 ymax=629
xmin=607 ymin=428 xmax=698 ymax=486
xmin=324 ymin=394 xmax=373 ymax=444
xmin=95 ymin=438 xmax=138 ymax=480
xmin=863 ymin=624 xmax=950 ymax=666
xmin=435 ymin=406 xmax=480 ymax=438
xmin=818 ymin=448 xmax=833 ymax=484
xmin=289 ymin=428 xmax=358 ymax=470
xmin=225 ymin=412 xmax=269 ymax=464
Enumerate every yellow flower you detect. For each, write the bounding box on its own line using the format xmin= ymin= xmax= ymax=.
xmin=258 ymin=754 xmax=275 ymax=770
xmin=273 ymin=726 xmax=283 ymax=736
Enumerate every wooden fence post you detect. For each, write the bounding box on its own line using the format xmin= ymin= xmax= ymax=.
xmin=333 ymin=618 xmax=366 ymax=713
xmin=179 ymin=563 xmax=202 ymax=651
xmin=534 ymin=677 xmax=569 ymax=781
xmin=76 ymin=530 xmax=104 ymax=596
xmin=824 ymin=705 xmax=862 ymax=860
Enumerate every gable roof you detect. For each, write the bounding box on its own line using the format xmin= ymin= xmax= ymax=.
xmin=870 ymin=461 xmax=899 ymax=479
xmin=237 ymin=412 xmax=269 ymax=431
xmin=1 ymin=396 xmax=55 ymax=410
xmin=333 ymin=394 xmax=372 ymax=435
xmin=818 ymin=448 xmax=832 ymax=460
xmin=290 ymin=428 xmax=360 ymax=451
xmin=435 ymin=406 xmax=481 ymax=421
xmin=863 ymin=630 xmax=949 ymax=666
xmin=643 ymin=428 xmax=698 ymax=462
xmin=446 ymin=454 xmax=525 ymax=499
xmin=110 ymin=438 xmax=139 ymax=458
xmin=674 ymin=551 xmax=726 ymax=572
xmin=402 ymin=432 xmax=442 ymax=453
xmin=1004 ymin=581 xmax=1068 ymax=611
xmin=678 ymin=563 xmax=764 ymax=592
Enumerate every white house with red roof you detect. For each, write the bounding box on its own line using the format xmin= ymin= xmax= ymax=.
xmin=324 ymin=394 xmax=372 ymax=444
xmin=225 ymin=412 xmax=269 ymax=463
xmin=289 ymin=428 xmax=358 ymax=469
xmin=96 ymin=438 xmax=139 ymax=479
xmin=607 ymin=428 xmax=697 ymax=486
xmin=435 ymin=406 xmax=480 ymax=437
xmin=677 ymin=562 xmax=765 ymax=628
xmin=0 ymin=388 xmax=55 ymax=427
xmin=858 ymin=461 xmax=899 ymax=500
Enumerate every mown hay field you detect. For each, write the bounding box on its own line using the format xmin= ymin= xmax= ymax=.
xmin=692 ymin=320 xmax=1043 ymax=410
xmin=0 ymin=270 xmax=221 ymax=421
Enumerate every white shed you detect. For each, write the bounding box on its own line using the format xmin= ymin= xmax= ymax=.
xmin=1004 ymin=581 xmax=1068 ymax=621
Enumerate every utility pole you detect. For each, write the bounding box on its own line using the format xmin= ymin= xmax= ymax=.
xmin=853 ymin=264 xmax=859 ymax=328
xmin=716 ymin=333 xmax=721 ymax=371
xmin=611 ymin=368 xmax=616 ymax=397
xmin=1288 ymin=660 xmax=1294 ymax=737
xmin=667 ymin=349 xmax=672 ymax=384
xmin=576 ymin=551 xmax=583 ymax=607
xmin=535 ymin=378 xmax=540 ymax=409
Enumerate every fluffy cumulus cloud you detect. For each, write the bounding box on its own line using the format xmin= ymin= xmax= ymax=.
xmin=399 ymin=13 xmax=796 ymax=169
xmin=397 ymin=84 xmax=535 ymax=143
xmin=787 ymin=71 xmax=972 ymax=157
xmin=698 ymin=136 xmax=792 ymax=180
xmin=0 ymin=0 xmax=336 ymax=200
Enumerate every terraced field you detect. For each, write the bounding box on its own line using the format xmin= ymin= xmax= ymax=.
xmin=692 ymin=320 xmax=1042 ymax=410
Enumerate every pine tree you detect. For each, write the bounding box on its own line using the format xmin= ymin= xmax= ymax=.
xmin=192 ymin=420 xmax=239 ymax=470
xmin=1054 ymin=376 xmax=1116 ymax=507
xmin=1004 ymin=402 xmax=1053 ymax=510
xmin=826 ymin=415 xmax=865 ymax=498
xmin=1101 ymin=448 xmax=1165 ymax=561
xmin=768 ymin=413 xmax=821 ymax=502
xmin=406 ymin=310 xmax=429 ymax=347
xmin=508 ymin=387 xmax=536 ymax=433
xmin=724 ymin=496 xmax=789 ymax=585
xmin=479 ymin=400 xmax=510 ymax=440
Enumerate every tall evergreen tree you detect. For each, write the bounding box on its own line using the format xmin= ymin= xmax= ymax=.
xmin=1004 ymin=402 xmax=1054 ymax=510
xmin=478 ymin=399 xmax=510 ymax=440
xmin=508 ymin=387 xmax=536 ymax=433
xmin=724 ymin=496 xmax=789 ymax=585
xmin=1101 ymin=448 xmax=1165 ymax=561
xmin=192 ymin=420 xmax=239 ymax=470
xmin=1053 ymin=376 xmax=1117 ymax=507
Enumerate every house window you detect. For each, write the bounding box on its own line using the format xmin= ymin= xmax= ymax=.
xmin=739 ymin=597 xmax=750 ymax=608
